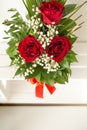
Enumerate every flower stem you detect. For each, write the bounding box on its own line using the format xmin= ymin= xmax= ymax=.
xmin=60 ymin=15 xmax=82 ymax=33
xmin=68 ymin=1 xmax=87 ymax=18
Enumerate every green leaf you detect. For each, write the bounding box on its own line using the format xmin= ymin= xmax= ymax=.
xmin=69 ymin=35 xmax=77 ymax=44
xmin=36 ymin=73 xmax=41 ymax=81
xmin=14 ymin=65 xmax=26 ymax=77
xmin=2 ymin=20 xmax=11 ymax=26
xmin=11 ymin=12 xmax=20 ymax=18
xmin=25 ymin=65 xmax=42 ymax=79
xmin=22 ymin=0 xmax=35 ymax=17
xmin=8 ymin=8 xmax=17 ymax=12
xmin=62 ymin=71 xmax=68 ymax=82
xmin=60 ymin=58 xmax=70 ymax=69
xmin=56 ymin=0 xmax=67 ymax=4
xmin=40 ymin=69 xmax=55 ymax=86
xmin=15 ymin=68 xmax=22 ymax=76
xmin=64 ymin=4 xmax=77 ymax=16
xmin=6 ymin=46 xmax=17 ymax=58
xmin=67 ymin=50 xmax=78 ymax=63
xmin=55 ymin=70 xmax=65 ymax=84
xmin=3 ymin=37 xmax=10 ymax=39
xmin=60 ymin=18 xmax=76 ymax=31
xmin=47 ymin=79 xmax=54 ymax=86
xmin=67 ymin=1 xmax=87 ymax=18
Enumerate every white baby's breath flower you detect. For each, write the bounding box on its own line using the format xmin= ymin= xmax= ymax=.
xmin=34 ymin=30 xmax=37 ymax=34
xmin=32 ymin=8 xmax=35 ymax=12
xmin=38 ymin=18 xmax=40 ymax=21
xmin=40 ymin=31 xmax=43 ymax=35
xmin=32 ymin=64 xmax=37 ymax=68
xmin=56 ymin=31 xmax=59 ymax=34
xmin=39 ymin=24 xmax=43 ymax=27
xmin=41 ymin=38 xmax=44 ymax=42
xmin=35 ymin=12 xmax=39 ymax=15
xmin=36 ymin=7 xmax=39 ymax=12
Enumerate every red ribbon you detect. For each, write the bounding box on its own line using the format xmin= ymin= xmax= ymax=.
xmin=27 ymin=78 xmax=56 ymax=98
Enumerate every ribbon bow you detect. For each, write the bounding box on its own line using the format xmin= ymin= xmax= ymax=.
xmin=27 ymin=78 xmax=56 ymax=98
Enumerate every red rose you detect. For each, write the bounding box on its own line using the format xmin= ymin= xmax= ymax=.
xmin=18 ymin=35 xmax=43 ymax=62
xmin=46 ymin=36 xmax=71 ymax=62
xmin=39 ymin=1 xmax=64 ymax=25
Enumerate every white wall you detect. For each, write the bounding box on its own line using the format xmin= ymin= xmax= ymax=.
xmin=1 ymin=80 xmax=87 ymax=104
xmin=0 ymin=106 xmax=87 ymax=130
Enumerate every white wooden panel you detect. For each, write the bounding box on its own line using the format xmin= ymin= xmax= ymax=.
xmin=0 ymin=41 xmax=8 ymax=55
xmin=0 ymin=55 xmax=11 ymax=67
xmin=0 ymin=90 xmax=7 ymax=102
xmin=0 ymin=79 xmax=87 ymax=103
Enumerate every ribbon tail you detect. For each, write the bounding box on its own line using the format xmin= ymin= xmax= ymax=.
xmin=35 ymin=82 xmax=44 ymax=98
xmin=45 ymin=84 xmax=56 ymax=94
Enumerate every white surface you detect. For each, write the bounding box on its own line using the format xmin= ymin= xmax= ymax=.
xmin=0 ymin=106 xmax=87 ymax=130
xmin=0 ymin=79 xmax=87 ymax=104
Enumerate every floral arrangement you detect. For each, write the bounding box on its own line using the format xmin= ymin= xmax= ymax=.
xmin=3 ymin=0 xmax=86 ymax=98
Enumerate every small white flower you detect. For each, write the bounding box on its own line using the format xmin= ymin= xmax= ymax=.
xmin=40 ymin=32 xmax=43 ymax=35
xmin=42 ymin=44 xmax=46 ymax=49
xmin=30 ymin=71 xmax=33 ymax=74
xmin=47 ymin=25 xmax=51 ymax=29
xmin=32 ymin=8 xmax=35 ymax=12
xmin=35 ymin=12 xmax=38 ymax=15
xmin=37 ymin=32 xmax=40 ymax=35
xmin=38 ymin=35 xmax=41 ymax=39
xmin=41 ymin=38 xmax=44 ymax=42
xmin=50 ymin=37 xmax=53 ymax=40
xmin=47 ymin=31 xmax=50 ymax=37
xmin=34 ymin=14 xmax=37 ymax=18
xmin=31 ymin=16 xmax=34 ymax=20
xmin=29 ymin=67 xmax=32 ymax=70
xmin=39 ymin=24 xmax=43 ymax=27
xmin=56 ymin=31 xmax=59 ymax=34
xmin=38 ymin=18 xmax=40 ymax=21
xmin=36 ymin=7 xmax=39 ymax=12
xmin=34 ymin=30 xmax=37 ymax=34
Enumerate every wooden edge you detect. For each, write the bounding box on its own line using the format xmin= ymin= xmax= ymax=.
xmin=0 ymin=103 xmax=87 ymax=107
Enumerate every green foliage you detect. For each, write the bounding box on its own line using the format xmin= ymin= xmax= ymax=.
xmin=69 ymin=35 xmax=77 ymax=44
xmin=25 ymin=65 xmax=42 ymax=79
xmin=14 ymin=64 xmax=26 ymax=77
xmin=56 ymin=0 xmax=67 ymax=4
xmin=40 ymin=69 xmax=55 ymax=86
xmin=3 ymin=9 xmax=30 ymax=41
xmin=64 ymin=4 xmax=77 ymax=16
xmin=59 ymin=18 xmax=76 ymax=34
xmin=67 ymin=50 xmax=78 ymax=63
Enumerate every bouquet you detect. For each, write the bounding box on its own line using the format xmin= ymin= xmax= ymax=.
xmin=3 ymin=0 xmax=86 ymax=98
